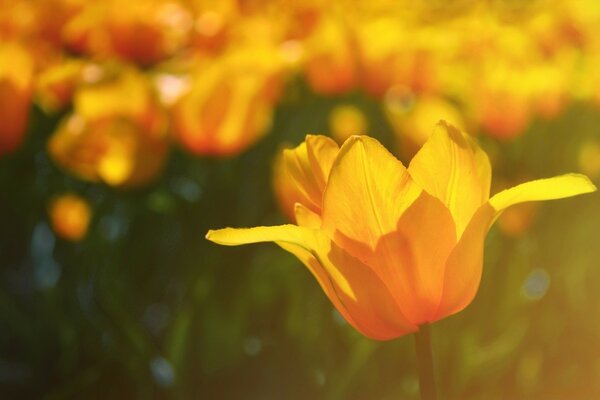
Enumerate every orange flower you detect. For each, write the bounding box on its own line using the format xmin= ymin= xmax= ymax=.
xmin=49 ymin=194 xmax=92 ymax=241
xmin=105 ymin=0 xmax=191 ymax=65
xmin=48 ymin=66 xmax=168 ymax=187
xmin=207 ymin=121 xmax=595 ymax=340
xmin=303 ymin=17 xmax=357 ymax=95
xmin=172 ymin=46 xmax=283 ymax=156
xmin=0 ymin=42 xmax=33 ymax=156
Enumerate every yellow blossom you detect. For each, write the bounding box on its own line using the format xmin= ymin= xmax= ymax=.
xmin=47 ymin=66 xmax=168 ymax=187
xmin=207 ymin=121 xmax=595 ymax=340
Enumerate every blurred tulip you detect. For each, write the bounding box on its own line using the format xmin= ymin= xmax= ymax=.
xmin=36 ymin=58 xmax=85 ymax=112
xmin=385 ymin=93 xmax=466 ymax=157
xmin=189 ymin=0 xmax=239 ymax=54
xmin=0 ymin=42 xmax=33 ymax=156
xmin=356 ymin=19 xmax=441 ymax=98
xmin=48 ymin=67 xmax=168 ymax=187
xmin=172 ymin=46 xmax=283 ymax=156
xmin=61 ymin=3 xmax=107 ymax=56
xmin=62 ymin=0 xmax=191 ymax=65
xmin=105 ymin=0 xmax=192 ymax=65
xmin=49 ymin=194 xmax=92 ymax=241
xmin=207 ymin=121 xmax=595 ymax=340
xmin=303 ymin=17 xmax=357 ymax=95
xmin=476 ymin=88 xmax=531 ymax=140
xmin=328 ymin=105 xmax=367 ymax=143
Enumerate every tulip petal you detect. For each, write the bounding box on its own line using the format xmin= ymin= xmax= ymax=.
xmin=434 ymin=203 xmax=495 ymax=320
xmin=362 ymin=191 xmax=457 ymax=324
xmin=306 ymin=134 xmax=340 ymax=190
xmin=273 ymin=135 xmax=339 ymax=220
xmin=322 ymin=135 xmax=420 ymax=260
xmin=489 ymin=174 xmax=597 ymax=213
xmin=294 ymin=203 xmax=322 ymax=229
xmin=206 ymin=226 xmax=417 ymax=340
xmin=408 ymin=120 xmax=491 ymax=237
xmin=434 ymin=174 xmax=596 ymax=320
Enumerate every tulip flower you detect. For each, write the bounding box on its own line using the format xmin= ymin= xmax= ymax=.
xmin=302 ymin=17 xmax=357 ymax=95
xmin=0 ymin=42 xmax=33 ymax=156
xmin=47 ymin=67 xmax=169 ymax=187
xmin=104 ymin=0 xmax=191 ymax=65
xmin=172 ymin=45 xmax=283 ymax=156
xmin=207 ymin=121 xmax=596 ymax=340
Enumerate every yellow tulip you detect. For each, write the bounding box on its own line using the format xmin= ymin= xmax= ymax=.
xmin=172 ymin=45 xmax=283 ymax=156
xmin=302 ymin=17 xmax=357 ymax=95
xmin=207 ymin=121 xmax=595 ymax=340
xmin=47 ymin=67 xmax=169 ymax=187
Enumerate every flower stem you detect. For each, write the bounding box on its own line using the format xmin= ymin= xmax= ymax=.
xmin=414 ymin=323 xmax=437 ymax=400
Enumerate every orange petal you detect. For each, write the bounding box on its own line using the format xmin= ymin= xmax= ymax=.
xmin=206 ymin=225 xmax=417 ymax=340
xmin=294 ymin=203 xmax=322 ymax=229
xmin=358 ymin=191 xmax=457 ymax=325
xmin=434 ymin=203 xmax=496 ymax=320
xmin=321 ymin=135 xmax=420 ymax=261
xmin=408 ymin=121 xmax=491 ymax=237
xmin=273 ymin=135 xmax=339 ymax=221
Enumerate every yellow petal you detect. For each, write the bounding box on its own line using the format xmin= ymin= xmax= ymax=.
xmin=206 ymin=225 xmax=307 ymax=248
xmin=434 ymin=203 xmax=496 ymax=320
xmin=363 ymin=191 xmax=457 ymax=324
xmin=273 ymin=135 xmax=339 ymax=221
xmin=306 ymin=134 xmax=340 ymax=190
xmin=408 ymin=120 xmax=491 ymax=237
xmin=434 ymin=173 xmax=596 ymax=320
xmin=489 ymin=174 xmax=597 ymax=212
xmin=206 ymin=226 xmax=417 ymax=340
xmin=322 ymin=135 xmax=420 ymax=259
xmin=294 ymin=203 xmax=322 ymax=229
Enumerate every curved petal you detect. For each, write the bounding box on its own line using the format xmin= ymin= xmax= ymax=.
xmin=206 ymin=225 xmax=417 ymax=340
xmin=434 ymin=174 xmax=596 ymax=320
xmin=408 ymin=120 xmax=491 ymax=237
xmin=489 ymin=174 xmax=596 ymax=213
xmin=273 ymin=135 xmax=339 ymax=220
xmin=359 ymin=192 xmax=457 ymax=324
xmin=434 ymin=203 xmax=496 ymax=320
xmin=294 ymin=203 xmax=322 ymax=229
xmin=322 ymin=135 xmax=421 ymax=262
xmin=306 ymin=134 xmax=340 ymax=189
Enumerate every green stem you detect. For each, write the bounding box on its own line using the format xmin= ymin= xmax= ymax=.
xmin=414 ymin=324 xmax=437 ymax=400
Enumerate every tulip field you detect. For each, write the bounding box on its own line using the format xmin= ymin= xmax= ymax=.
xmin=2 ymin=1 xmax=600 ymax=399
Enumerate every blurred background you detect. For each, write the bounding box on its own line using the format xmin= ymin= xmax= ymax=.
xmin=2 ymin=0 xmax=600 ymax=398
